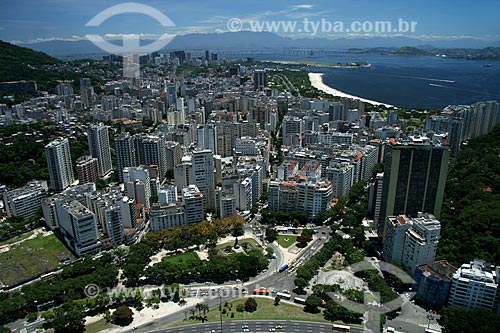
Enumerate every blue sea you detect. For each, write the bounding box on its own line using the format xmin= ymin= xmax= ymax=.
xmin=257 ymin=53 xmax=500 ymax=109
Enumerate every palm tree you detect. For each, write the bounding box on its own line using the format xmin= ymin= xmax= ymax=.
xmin=196 ymin=303 xmax=202 ymax=314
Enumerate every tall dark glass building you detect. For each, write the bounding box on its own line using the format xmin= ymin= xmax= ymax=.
xmin=378 ymin=137 xmax=449 ymax=238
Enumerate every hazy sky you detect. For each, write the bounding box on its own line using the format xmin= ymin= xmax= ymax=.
xmin=1 ymin=0 xmax=499 ymax=42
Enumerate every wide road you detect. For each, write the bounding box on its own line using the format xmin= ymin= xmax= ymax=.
xmin=144 ymin=320 xmax=363 ymax=333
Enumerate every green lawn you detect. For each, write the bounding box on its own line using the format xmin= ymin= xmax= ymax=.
xmin=0 ymin=233 xmax=75 ymax=286
xmin=161 ymin=251 xmax=201 ymax=265
xmin=277 ymin=235 xmax=297 ymax=248
xmin=169 ymin=297 xmax=329 ymax=327
xmin=85 ymin=318 xmax=117 ymax=333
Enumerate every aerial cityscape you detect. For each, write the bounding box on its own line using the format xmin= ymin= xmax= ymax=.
xmin=0 ymin=1 xmax=500 ymax=333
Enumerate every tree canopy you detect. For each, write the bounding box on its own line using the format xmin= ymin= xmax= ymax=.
xmin=437 ymin=124 xmax=500 ymax=266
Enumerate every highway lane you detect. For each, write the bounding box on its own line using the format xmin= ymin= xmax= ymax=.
xmin=146 ymin=319 xmax=363 ymax=333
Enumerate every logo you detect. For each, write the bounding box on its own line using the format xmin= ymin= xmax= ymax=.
xmin=85 ymin=2 xmax=176 ymax=78
xmin=326 ymin=260 xmax=416 ymax=333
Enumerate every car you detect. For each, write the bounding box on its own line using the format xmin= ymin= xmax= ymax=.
xmin=243 ymin=329 xmax=249 ymax=332
xmin=282 ymin=290 xmax=289 ymax=293
xmin=275 ymin=325 xmax=283 ymax=329
xmin=242 ymin=324 xmax=249 ymax=329
xmin=269 ymin=328 xmax=276 ymax=332
xmin=242 ymin=290 xmax=248 ymax=294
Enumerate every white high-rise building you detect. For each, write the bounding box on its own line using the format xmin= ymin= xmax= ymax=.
xmin=383 ymin=215 xmax=412 ymax=264
xmin=448 ymin=259 xmax=500 ymax=313
xmin=88 ymin=124 xmax=113 ymax=177
xmin=326 ymin=162 xmax=354 ymax=198
xmin=3 ymin=181 xmax=48 ymax=219
xmin=383 ymin=213 xmax=441 ymax=276
xmin=45 ymin=138 xmax=74 ymax=192
xmin=192 ymin=149 xmax=215 ymax=211
xmin=402 ymin=213 xmax=441 ymax=276
xmin=183 ymin=185 xmax=205 ymax=225
xmin=233 ymin=177 xmax=253 ymax=211
xmin=56 ymin=200 xmax=101 ymax=256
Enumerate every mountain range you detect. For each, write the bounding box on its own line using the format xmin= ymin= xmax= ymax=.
xmin=17 ymin=31 xmax=500 ymax=59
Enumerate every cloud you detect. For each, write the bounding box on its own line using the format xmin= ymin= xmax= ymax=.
xmin=197 ymin=16 xmax=229 ymax=24
xmin=290 ymin=4 xmax=314 ymax=10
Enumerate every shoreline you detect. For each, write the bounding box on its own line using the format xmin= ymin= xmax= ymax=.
xmin=268 ymin=60 xmax=371 ymax=69
xmin=308 ymin=72 xmax=395 ymax=108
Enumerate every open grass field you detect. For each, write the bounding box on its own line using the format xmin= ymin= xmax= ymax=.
xmin=161 ymin=251 xmax=201 ymax=265
xmin=170 ymin=297 xmax=329 ymax=327
xmin=277 ymin=235 xmax=297 ymax=248
xmin=85 ymin=318 xmax=117 ymax=333
xmin=0 ymin=233 xmax=75 ymax=286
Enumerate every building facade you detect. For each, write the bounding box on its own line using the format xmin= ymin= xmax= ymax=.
xmin=45 ymin=138 xmax=75 ymax=192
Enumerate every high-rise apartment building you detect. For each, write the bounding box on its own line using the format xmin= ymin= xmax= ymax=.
xmin=191 ymin=149 xmax=215 ymax=211
xmin=402 ymin=213 xmax=441 ymax=276
xmin=45 ymin=138 xmax=74 ymax=192
xmin=383 ymin=213 xmax=441 ymax=276
xmin=3 ymin=181 xmax=48 ymax=219
xmin=448 ymin=259 xmax=500 ymax=313
xmin=115 ymin=134 xmax=137 ymax=182
xmin=80 ymin=78 xmax=94 ymax=109
xmin=183 ymin=185 xmax=205 ymax=225
xmin=76 ymin=155 xmax=99 ymax=184
xmin=88 ymin=124 xmax=113 ymax=177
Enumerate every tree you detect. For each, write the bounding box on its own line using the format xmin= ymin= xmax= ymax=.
xmin=26 ymin=312 xmax=37 ymax=322
xmin=244 ymin=298 xmax=258 ymax=312
xmin=274 ymin=296 xmax=281 ymax=306
xmin=41 ymin=311 xmax=55 ymax=323
xmin=0 ymin=327 xmax=11 ymax=333
xmin=294 ymin=277 xmax=308 ymax=291
xmin=265 ymin=228 xmax=278 ymax=243
xmin=236 ymin=304 xmax=245 ymax=312
xmin=52 ymin=303 xmax=85 ymax=333
xmin=304 ymin=295 xmax=322 ymax=313
xmin=112 ymin=306 xmax=134 ymax=326
xmin=439 ymin=307 xmax=500 ymax=333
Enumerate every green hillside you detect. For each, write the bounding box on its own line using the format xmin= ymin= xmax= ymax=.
xmin=0 ymin=40 xmax=61 ymax=85
xmin=0 ymin=40 xmax=59 ymax=67
xmin=0 ymin=40 xmax=85 ymax=94
xmin=437 ymin=124 xmax=500 ymax=266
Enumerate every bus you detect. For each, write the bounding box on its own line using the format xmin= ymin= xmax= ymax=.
xmin=40 ymin=272 xmax=55 ymax=280
xmin=293 ymin=297 xmax=307 ymax=305
xmin=332 ymin=324 xmax=350 ymax=332
xmin=253 ymin=289 xmax=270 ymax=295
xmin=276 ymin=292 xmax=291 ymax=300
xmin=425 ymin=329 xmax=440 ymax=333
xmin=279 ymin=264 xmax=289 ymax=273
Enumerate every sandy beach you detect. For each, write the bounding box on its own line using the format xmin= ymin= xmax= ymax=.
xmin=308 ymin=72 xmax=395 ymax=108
